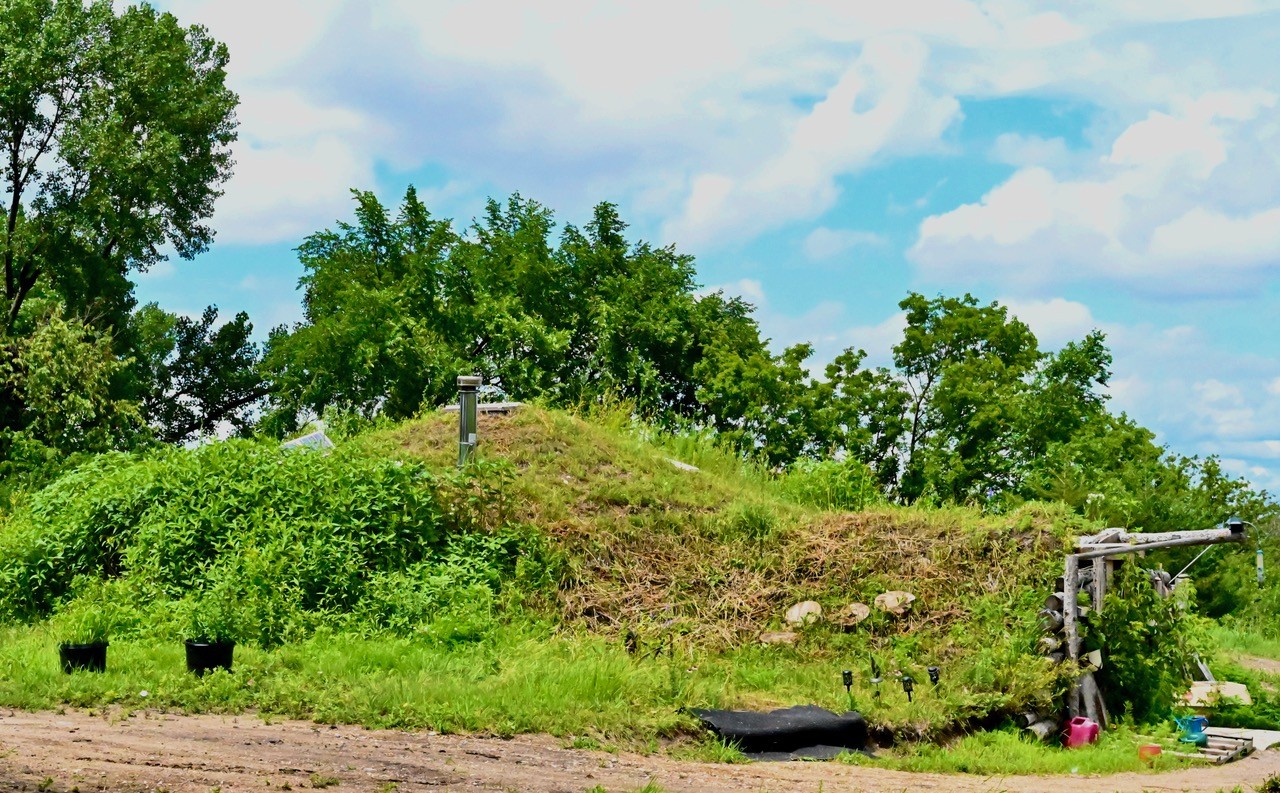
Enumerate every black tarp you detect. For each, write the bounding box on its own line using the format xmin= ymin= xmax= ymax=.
xmin=691 ymin=705 xmax=869 ymax=761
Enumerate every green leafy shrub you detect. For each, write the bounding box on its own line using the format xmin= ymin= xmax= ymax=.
xmin=778 ymin=457 xmax=880 ymax=512
xmin=51 ymin=578 xmax=140 ymax=644
xmin=1093 ymin=563 xmax=1209 ymax=721
xmin=0 ymin=441 xmax=547 ymax=646
xmin=186 ymin=568 xmax=253 ymax=643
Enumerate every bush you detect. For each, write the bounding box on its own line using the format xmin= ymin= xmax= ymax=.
xmin=51 ymin=577 xmax=142 ymax=644
xmin=1093 ymin=563 xmax=1209 ymax=721
xmin=0 ymin=441 xmax=549 ymax=646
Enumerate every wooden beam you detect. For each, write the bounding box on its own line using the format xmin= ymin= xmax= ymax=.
xmin=1075 ymin=527 xmax=1244 ymax=550
xmin=1076 ymin=530 xmax=1246 ymax=560
xmin=1063 ymin=553 xmax=1081 ymax=717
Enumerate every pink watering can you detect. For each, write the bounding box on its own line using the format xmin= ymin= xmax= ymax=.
xmin=1065 ymin=716 xmax=1100 ymax=748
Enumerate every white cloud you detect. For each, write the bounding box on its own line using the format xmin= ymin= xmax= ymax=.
xmin=768 ymin=305 xmax=907 ymax=371
xmin=139 ymin=0 xmax=1280 ymax=492
xmin=990 ymin=134 xmax=1072 ymax=168
xmin=152 ymin=0 xmax=1280 ymax=256
xmin=149 ymin=1 xmax=381 ymax=246
xmin=1000 ymin=297 xmax=1097 ymax=348
xmin=703 ymin=279 xmax=905 ymax=368
xmin=912 ymin=88 xmax=1280 ymax=295
xmin=804 ymin=227 xmax=886 ymax=260
xmin=664 ymin=35 xmax=960 ymax=247
xmin=216 ymin=135 xmax=376 ymax=246
xmin=1147 ymin=206 xmax=1280 ymax=267
xmin=1192 ymin=379 xmax=1257 ymax=439
xmin=1088 ymin=319 xmax=1280 ymax=495
xmin=163 ymin=0 xmax=344 ymax=77
xmin=705 ymin=278 xmax=767 ymax=308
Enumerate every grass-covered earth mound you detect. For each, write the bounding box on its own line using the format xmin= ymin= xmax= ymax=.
xmin=0 ymin=405 xmax=1218 ymax=772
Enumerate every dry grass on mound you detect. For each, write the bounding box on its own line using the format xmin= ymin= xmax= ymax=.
xmin=558 ymin=508 xmax=1068 ymax=646
xmin=375 ymin=407 xmax=1073 ymax=646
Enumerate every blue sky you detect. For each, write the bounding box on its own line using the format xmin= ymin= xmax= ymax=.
xmin=137 ymin=1 xmax=1280 ymax=493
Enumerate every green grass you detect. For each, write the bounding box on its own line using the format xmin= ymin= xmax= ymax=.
xmin=0 ymin=617 xmax=1058 ymax=742
xmin=1212 ymin=625 xmax=1280 ymax=660
xmin=586 ymin=783 xmax=666 ymax=793
xmin=840 ymin=725 xmax=1193 ymax=776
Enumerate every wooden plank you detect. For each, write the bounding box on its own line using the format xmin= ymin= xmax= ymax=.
xmin=1077 ymin=528 xmax=1242 ymax=547
xmin=1076 ymin=531 xmax=1247 ymax=560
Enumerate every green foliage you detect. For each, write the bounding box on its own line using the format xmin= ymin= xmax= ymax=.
xmin=186 ymin=568 xmax=250 ymax=643
xmin=0 ymin=439 xmax=545 ymax=647
xmin=778 ymin=457 xmax=881 ymax=512
xmin=1 ymin=307 xmax=143 ymax=455
xmin=131 ymin=303 xmax=267 ymax=443
xmin=262 ymin=189 xmax=903 ymax=471
xmin=1221 ymin=521 xmax=1280 ymax=633
xmin=1093 ymin=564 xmax=1209 ymax=721
xmin=257 ymin=185 xmax=1277 ymax=565
xmin=841 ymin=724 xmax=1189 ymax=775
xmin=0 ymin=402 xmax=1237 ymax=758
xmin=0 ymin=0 xmax=238 ymax=487
xmin=0 ymin=0 xmax=237 ymax=333
xmin=51 ymin=578 xmax=138 ymax=645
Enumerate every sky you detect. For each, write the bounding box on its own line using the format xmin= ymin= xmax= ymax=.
xmin=134 ymin=0 xmax=1280 ymax=494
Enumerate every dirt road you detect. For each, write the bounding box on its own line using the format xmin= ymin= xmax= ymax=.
xmin=0 ymin=710 xmax=1276 ymax=793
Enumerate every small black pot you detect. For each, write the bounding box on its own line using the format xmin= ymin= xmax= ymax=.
xmin=59 ymin=642 xmax=108 ymax=673
xmin=185 ymin=639 xmax=234 ymax=675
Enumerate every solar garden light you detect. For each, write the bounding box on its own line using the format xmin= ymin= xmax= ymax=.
xmin=900 ymin=673 xmax=915 ymax=703
xmin=842 ymin=669 xmax=854 ymax=710
xmin=927 ymin=666 xmax=940 ymax=686
xmin=870 ymin=657 xmax=883 ymax=700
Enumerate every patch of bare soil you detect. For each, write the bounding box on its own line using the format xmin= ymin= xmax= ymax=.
xmin=1 ymin=710 xmax=1278 ymax=793
xmin=1238 ymin=654 xmax=1280 ymax=677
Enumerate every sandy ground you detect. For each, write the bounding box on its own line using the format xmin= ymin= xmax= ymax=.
xmin=1 ymin=710 xmax=1278 ymax=793
xmin=1238 ymin=655 xmax=1280 ymax=677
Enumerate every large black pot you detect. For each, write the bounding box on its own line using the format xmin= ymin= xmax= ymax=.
xmin=185 ymin=639 xmax=234 ymax=675
xmin=59 ymin=642 xmax=108 ymax=673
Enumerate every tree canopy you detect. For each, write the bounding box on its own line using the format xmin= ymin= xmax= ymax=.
xmin=0 ymin=0 xmax=239 ymax=466
xmin=258 ymin=186 xmax=1273 ymax=538
xmin=0 ymin=0 xmax=237 ymax=331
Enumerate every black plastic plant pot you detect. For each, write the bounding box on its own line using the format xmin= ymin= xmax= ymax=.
xmin=59 ymin=642 xmax=108 ymax=673
xmin=185 ymin=639 xmax=234 ymax=675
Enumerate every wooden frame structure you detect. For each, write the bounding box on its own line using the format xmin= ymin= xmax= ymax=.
xmin=1061 ymin=522 xmax=1249 ymax=724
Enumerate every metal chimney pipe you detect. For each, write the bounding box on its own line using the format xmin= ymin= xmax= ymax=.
xmin=457 ymin=375 xmax=482 ymax=467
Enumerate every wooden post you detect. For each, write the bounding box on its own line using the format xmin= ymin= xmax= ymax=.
xmin=1092 ymin=556 xmax=1107 ymax=611
xmin=1089 ymin=554 xmax=1109 ymax=730
xmin=1063 ymin=553 xmax=1081 ymax=716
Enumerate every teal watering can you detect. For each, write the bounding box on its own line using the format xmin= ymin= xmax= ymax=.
xmin=1175 ymin=715 xmax=1208 ymax=746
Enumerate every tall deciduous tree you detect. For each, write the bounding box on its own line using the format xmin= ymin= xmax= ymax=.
xmin=809 ymin=348 xmax=909 ymax=489
xmin=893 ymin=293 xmax=1040 ymax=502
xmin=0 ymin=0 xmax=237 ymax=333
xmin=264 ymin=189 xmax=780 ymax=436
xmin=132 ymin=304 xmax=266 ymax=443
